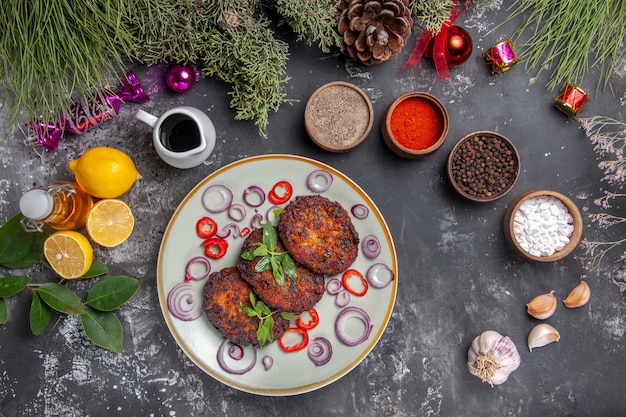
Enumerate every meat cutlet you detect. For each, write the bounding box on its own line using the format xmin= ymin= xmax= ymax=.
xmin=202 ymin=266 xmax=290 ymax=346
xmin=278 ymin=195 xmax=359 ymax=275
xmin=237 ymin=227 xmax=325 ymax=313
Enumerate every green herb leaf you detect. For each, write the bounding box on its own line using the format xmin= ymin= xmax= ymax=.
xmin=262 ymin=222 xmax=278 ymax=251
xmin=252 ymin=245 xmax=269 ymax=257
xmin=30 ymin=292 xmax=52 ymax=335
xmin=81 ymin=307 xmax=123 ymax=353
xmin=280 ymin=311 xmax=299 ymax=321
xmin=240 ymin=250 xmax=256 ymax=261
xmin=85 ymin=276 xmax=139 ymax=311
xmin=0 ymin=275 xmax=32 ymax=297
xmin=240 ymin=305 xmax=257 ymax=317
xmin=282 ymin=254 xmax=297 ymax=282
xmin=0 ymin=214 xmax=34 ymax=267
xmin=0 ymin=298 xmax=7 ymax=324
xmin=255 ymin=254 xmax=271 ymax=272
xmin=271 ymin=257 xmax=284 ymax=286
xmin=35 ymin=283 xmax=85 ymax=315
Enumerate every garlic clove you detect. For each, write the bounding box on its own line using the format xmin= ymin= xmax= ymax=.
xmin=526 ymin=290 xmax=557 ymax=320
xmin=563 ymin=280 xmax=591 ymax=308
xmin=527 ymin=323 xmax=560 ymax=351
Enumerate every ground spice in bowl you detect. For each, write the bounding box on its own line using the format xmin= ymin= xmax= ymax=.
xmin=304 ymin=81 xmax=374 ymax=152
xmin=382 ymin=92 xmax=449 ymax=159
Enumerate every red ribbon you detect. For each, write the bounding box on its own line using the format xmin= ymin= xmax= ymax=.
xmin=403 ymin=0 xmax=469 ymax=79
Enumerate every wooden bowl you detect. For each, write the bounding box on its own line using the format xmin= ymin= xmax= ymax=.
xmin=304 ymin=81 xmax=374 ymax=152
xmin=381 ymin=92 xmax=449 ymax=159
xmin=503 ymin=189 xmax=583 ymax=262
xmin=447 ymin=131 xmax=521 ymax=202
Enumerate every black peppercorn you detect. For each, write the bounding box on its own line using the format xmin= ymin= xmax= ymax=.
xmin=449 ymin=134 xmax=519 ymax=199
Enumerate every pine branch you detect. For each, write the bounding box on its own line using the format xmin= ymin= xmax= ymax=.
xmin=272 ymin=0 xmax=343 ymax=54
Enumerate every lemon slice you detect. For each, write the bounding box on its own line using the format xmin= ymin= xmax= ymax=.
xmin=44 ymin=231 xmax=93 ymax=279
xmin=86 ymin=199 xmax=135 ymax=247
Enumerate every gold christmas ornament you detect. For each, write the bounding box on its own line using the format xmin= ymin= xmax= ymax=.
xmin=337 ymin=0 xmax=413 ymax=66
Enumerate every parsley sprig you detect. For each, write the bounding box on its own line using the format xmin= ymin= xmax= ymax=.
xmin=240 ymin=222 xmax=297 ymax=286
xmin=241 ymin=292 xmax=297 ymax=347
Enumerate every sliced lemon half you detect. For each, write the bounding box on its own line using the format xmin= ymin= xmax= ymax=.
xmin=86 ymin=199 xmax=135 ymax=248
xmin=43 ymin=231 xmax=93 ymax=279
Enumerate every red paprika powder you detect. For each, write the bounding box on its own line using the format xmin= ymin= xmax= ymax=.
xmin=390 ymin=97 xmax=444 ymax=150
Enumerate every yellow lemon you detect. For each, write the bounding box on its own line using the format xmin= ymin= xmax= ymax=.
xmin=68 ymin=147 xmax=141 ymax=198
xmin=86 ymin=199 xmax=135 ymax=247
xmin=43 ymin=231 xmax=93 ymax=279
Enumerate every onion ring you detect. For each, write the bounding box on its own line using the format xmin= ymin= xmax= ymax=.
xmin=216 ymin=223 xmax=241 ymax=239
xmin=307 ymin=337 xmax=333 ymax=366
xmin=306 ymin=170 xmax=333 ymax=193
xmin=325 ymin=278 xmax=342 ymax=295
xmin=250 ymin=213 xmax=264 ymax=229
xmin=228 ymin=203 xmax=246 ymax=222
xmin=361 ymin=234 xmax=381 ymax=259
xmin=335 ymin=306 xmax=373 ymax=346
xmin=366 ymin=263 xmax=394 ymax=289
xmin=202 ymin=184 xmax=233 ymax=213
xmin=166 ymin=282 xmax=202 ymax=321
xmin=184 ymin=256 xmax=211 ymax=281
xmin=262 ymin=355 xmax=274 ymax=370
xmin=335 ymin=289 xmax=351 ymax=307
xmin=351 ymin=204 xmax=369 ymax=219
xmin=242 ymin=186 xmax=266 ymax=207
xmin=216 ymin=339 xmax=257 ymax=374
xmin=228 ymin=344 xmax=244 ymax=360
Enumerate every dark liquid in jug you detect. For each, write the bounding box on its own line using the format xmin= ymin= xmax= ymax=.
xmin=159 ymin=114 xmax=201 ymax=152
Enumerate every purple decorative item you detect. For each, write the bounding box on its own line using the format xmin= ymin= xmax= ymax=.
xmin=28 ymin=71 xmax=150 ymax=151
xmin=166 ymin=64 xmax=199 ymax=93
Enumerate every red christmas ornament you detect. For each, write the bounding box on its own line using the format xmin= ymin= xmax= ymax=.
xmin=424 ymin=26 xmax=473 ymax=68
xmin=445 ymin=26 xmax=472 ymax=67
xmin=166 ymin=64 xmax=199 ymax=93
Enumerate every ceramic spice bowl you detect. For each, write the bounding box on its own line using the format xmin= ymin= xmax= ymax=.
xmin=304 ymin=81 xmax=374 ymax=152
xmin=503 ymin=189 xmax=583 ymax=262
xmin=447 ymin=130 xmax=521 ymax=202
xmin=381 ymin=92 xmax=450 ymax=158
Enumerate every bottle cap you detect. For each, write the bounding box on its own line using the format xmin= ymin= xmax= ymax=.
xmin=19 ymin=189 xmax=54 ymax=220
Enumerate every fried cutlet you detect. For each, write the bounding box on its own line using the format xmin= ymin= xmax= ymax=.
xmin=237 ymin=227 xmax=325 ymax=313
xmin=278 ymin=195 xmax=359 ymax=275
xmin=202 ymin=266 xmax=290 ymax=346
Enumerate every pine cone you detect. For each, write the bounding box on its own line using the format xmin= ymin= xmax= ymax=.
xmin=337 ymin=0 xmax=413 ymax=66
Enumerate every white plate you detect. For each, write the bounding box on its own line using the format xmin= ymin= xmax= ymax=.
xmin=157 ymin=154 xmax=397 ymax=395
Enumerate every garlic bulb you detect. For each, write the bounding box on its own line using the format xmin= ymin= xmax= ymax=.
xmin=526 ymin=290 xmax=557 ymax=319
xmin=467 ymin=330 xmax=521 ymax=387
xmin=563 ymin=280 xmax=590 ymax=308
xmin=527 ymin=323 xmax=560 ymax=351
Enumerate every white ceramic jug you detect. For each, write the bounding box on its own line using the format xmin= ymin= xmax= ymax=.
xmin=136 ymin=106 xmax=216 ymax=169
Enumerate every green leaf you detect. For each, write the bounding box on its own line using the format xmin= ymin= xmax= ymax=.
xmin=240 ymin=250 xmax=256 ymax=261
xmin=252 ymin=245 xmax=268 ymax=257
xmin=282 ymin=254 xmax=297 ymax=282
xmin=30 ymin=292 xmax=52 ymax=335
xmin=0 ymin=298 xmax=7 ymax=324
xmin=0 ymin=214 xmax=34 ymax=267
xmin=81 ymin=307 xmax=123 ymax=353
xmin=249 ymin=291 xmax=257 ymax=307
xmin=0 ymin=275 xmax=32 ymax=297
xmin=255 ymin=255 xmax=271 ymax=272
xmin=1 ymin=226 xmax=53 ymax=269
xmin=240 ymin=305 xmax=257 ymax=317
xmin=280 ymin=311 xmax=299 ymax=321
xmin=262 ymin=222 xmax=278 ymax=251
xmin=36 ymin=283 xmax=85 ymax=315
xmin=85 ymin=276 xmax=139 ymax=311
xmin=256 ymin=300 xmax=271 ymax=317
xmin=80 ymin=260 xmax=108 ymax=279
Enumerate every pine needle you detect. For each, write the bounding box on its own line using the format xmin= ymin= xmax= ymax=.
xmin=503 ymin=0 xmax=626 ymax=91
